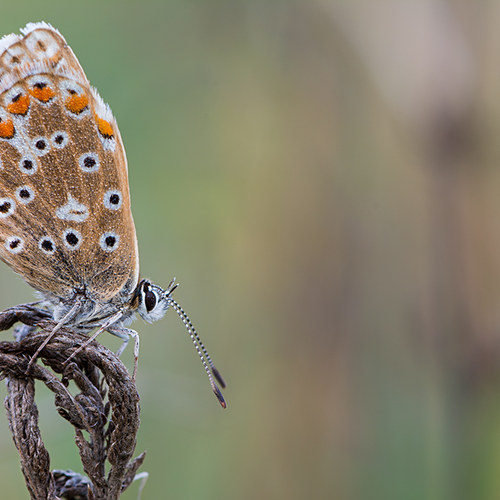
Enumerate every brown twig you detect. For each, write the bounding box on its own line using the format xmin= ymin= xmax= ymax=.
xmin=0 ymin=305 xmax=146 ymax=500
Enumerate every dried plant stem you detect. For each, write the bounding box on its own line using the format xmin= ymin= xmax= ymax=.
xmin=0 ymin=304 xmax=146 ymax=500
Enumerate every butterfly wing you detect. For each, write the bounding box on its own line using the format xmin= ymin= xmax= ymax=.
xmin=0 ymin=23 xmax=139 ymax=303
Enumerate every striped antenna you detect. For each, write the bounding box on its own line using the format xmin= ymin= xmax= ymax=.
xmin=164 ymin=283 xmax=226 ymax=408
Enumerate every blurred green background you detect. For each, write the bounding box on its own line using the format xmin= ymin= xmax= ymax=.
xmin=2 ymin=1 xmax=500 ymax=499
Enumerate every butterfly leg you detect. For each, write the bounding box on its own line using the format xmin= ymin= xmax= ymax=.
xmin=107 ymin=326 xmax=140 ymax=380
xmin=27 ymin=298 xmax=83 ymax=371
xmin=64 ymin=310 xmax=123 ymax=365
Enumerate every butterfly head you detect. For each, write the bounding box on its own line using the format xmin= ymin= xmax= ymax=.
xmin=136 ymin=279 xmax=177 ymax=323
xmin=135 ymin=277 xmax=227 ymax=408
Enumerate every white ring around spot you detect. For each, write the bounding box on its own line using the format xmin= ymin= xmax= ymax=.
xmin=103 ymin=189 xmax=122 ymax=210
xmin=18 ymin=155 xmax=37 ymax=175
xmin=78 ymin=152 xmax=99 ymax=173
xmin=63 ymin=228 xmax=82 ymax=250
xmin=15 ymin=185 xmax=35 ymax=204
xmin=38 ymin=236 xmax=56 ymax=255
xmin=5 ymin=236 xmax=24 ymax=254
xmin=51 ymin=131 xmax=69 ymax=149
xmin=31 ymin=136 xmax=50 ymax=156
xmin=0 ymin=197 xmax=15 ymax=218
xmin=99 ymin=231 xmax=119 ymax=252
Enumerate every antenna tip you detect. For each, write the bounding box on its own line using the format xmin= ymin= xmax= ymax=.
xmin=213 ymin=385 xmax=227 ymax=409
xmin=212 ymin=367 xmax=226 ymax=389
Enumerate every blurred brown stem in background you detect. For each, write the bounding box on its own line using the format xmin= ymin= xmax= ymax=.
xmin=0 ymin=305 xmax=145 ymax=500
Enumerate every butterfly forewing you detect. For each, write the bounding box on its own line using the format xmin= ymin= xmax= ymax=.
xmin=0 ymin=23 xmax=139 ymax=303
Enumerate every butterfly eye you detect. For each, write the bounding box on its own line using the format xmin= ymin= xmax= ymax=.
xmin=137 ymin=281 xmax=169 ymax=323
xmin=144 ymin=289 xmax=157 ymax=312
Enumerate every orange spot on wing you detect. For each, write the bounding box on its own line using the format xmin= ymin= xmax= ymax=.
xmin=7 ymin=94 xmax=30 ymax=115
xmin=0 ymin=119 xmax=15 ymax=138
xmin=96 ymin=116 xmax=114 ymax=138
xmin=29 ymin=85 xmax=56 ymax=102
xmin=65 ymin=93 xmax=89 ymax=114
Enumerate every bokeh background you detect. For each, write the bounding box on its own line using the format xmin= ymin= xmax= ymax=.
xmin=1 ymin=1 xmax=500 ymax=499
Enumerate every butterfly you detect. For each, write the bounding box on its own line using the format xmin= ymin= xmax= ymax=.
xmin=0 ymin=22 xmax=225 ymax=407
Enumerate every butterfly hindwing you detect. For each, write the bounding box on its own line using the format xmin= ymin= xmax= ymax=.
xmin=0 ymin=23 xmax=139 ymax=303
